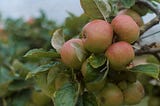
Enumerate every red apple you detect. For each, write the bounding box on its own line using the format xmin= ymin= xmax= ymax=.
xmin=60 ymin=38 xmax=86 ymax=69
xmin=105 ymin=41 xmax=135 ymax=71
xmin=111 ymin=15 xmax=140 ymax=43
xmin=118 ymin=9 xmax=144 ymax=26
xmin=82 ymin=19 xmax=113 ymax=53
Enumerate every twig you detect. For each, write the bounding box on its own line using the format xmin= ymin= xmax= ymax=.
xmin=136 ymin=0 xmax=160 ymax=17
xmin=140 ymin=16 xmax=160 ymax=35
xmin=136 ymin=0 xmax=160 ymax=35
xmin=136 ymin=48 xmax=160 ymax=55
xmin=140 ymin=30 xmax=160 ymax=40
xmin=135 ymin=48 xmax=160 ymax=60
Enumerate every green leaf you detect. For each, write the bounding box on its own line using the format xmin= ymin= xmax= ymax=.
xmin=24 ymin=48 xmax=60 ymax=59
xmin=54 ymin=83 xmax=77 ymax=106
xmin=8 ymin=80 xmax=32 ymax=91
xmin=93 ymin=0 xmax=112 ymax=20
xmin=26 ymin=62 xmax=58 ymax=79
xmin=0 ymin=67 xmax=14 ymax=96
xmin=120 ymin=0 xmax=136 ymax=8
xmin=12 ymin=59 xmax=31 ymax=78
xmin=130 ymin=64 xmax=160 ymax=79
xmin=88 ymin=54 xmax=106 ymax=68
xmin=83 ymin=61 xmax=99 ymax=82
xmin=10 ymin=90 xmax=31 ymax=106
xmin=51 ymin=29 xmax=65 ymax=53
xmin=80 ymin=0 xmax=111 ymax=19
xmin=152 ymin=0 xmax=160 ymax=3
xmin=47 ymin=62 xmax=66 ymax=85
xmin=71 ymin=42 xmax=87 ymax=62
xmin=83 ymin=92 xmax=98 ymax=106
xmin=146 ymin=55 xmax=160 ymax=64
xmin=35 ymin=72 xmax=56 ymax=97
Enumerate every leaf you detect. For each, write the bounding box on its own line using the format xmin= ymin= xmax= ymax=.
xmin=71 ymin=42 xmax=87 ymax=62
xmin=0 ymin=67 xmax=14 ymax=96
xmin=83 ymin=61 xmax=99 ymax=82
xmin=11 ymin=90 xmax=31 ymax=106
xmin=130 ymin=64 xmax=160 ymax=79
xmin=12 ymin=59 xmax=31 ymax=78
xmin=51 ymin=29 xmax=65 ymax=53
xmin=24 ymin=48 xmax=60 ymax=59
xmin=80 ymin=0 xmax=111 ymax=19
xmin=93 ymin=0 xmax=112 ymax=20
xmin=26 ymin=62 xmax=57 ymax=79
xmin=35 ymin=72 xmax=56 ymax=97
xmin=88 ymin=54 xmax=106 ymax=68
xmin=8 ymin=80 xmax=32 ymax=91
xmin=54 ymin=83 xmax=77 ymax=106
xmin=120 ymin=0 xmax=136 ymax=8
xmin=47 ymin=62 xmax=65 ymax=85
xmin=82 ymin=92 xmax=98 ymax=106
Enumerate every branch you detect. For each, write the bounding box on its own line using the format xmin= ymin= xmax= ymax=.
xmin=140 ymin=16 xmax=159 ymax=35
xmin=140 ymin=30 xmax=160 ymax=40
xmin=135 ymin=48 xmax=160 ymax=60
xmin=136 ymin=0 xmax=160 ymax=35
xmin=136 ymin=0 xmax=160 ymax=17
xmin=136 ymin=48 xmax=160 ymax=55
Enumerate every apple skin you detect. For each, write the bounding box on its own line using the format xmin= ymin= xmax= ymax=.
xmin=97 ymin=83 xmax=124 ymax=106
xmin=123 ymin=81 xmax=145 ymax=105
xmin=118 ymin=9 xmax=144 ymax=26
xmin=82 ymin=19 xmax=113 ymax=53
xmin=111 ymin=15 xmax=140 ymax=43
xmin=60 ymin=38 xmax=86 ymax=69
xmin=105 ymin=41 xmax=135 ymax=71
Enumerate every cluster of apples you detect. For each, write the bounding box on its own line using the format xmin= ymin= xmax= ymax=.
xmin=59 ymin=9 xmax=145 ymax=106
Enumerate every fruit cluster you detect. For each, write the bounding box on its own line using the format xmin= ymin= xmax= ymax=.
xmin=59 ymin=9 xmax=145 ymax=106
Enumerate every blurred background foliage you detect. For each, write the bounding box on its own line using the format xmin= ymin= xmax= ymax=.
xmin=0 ymin=10 xmax=90 ymax=106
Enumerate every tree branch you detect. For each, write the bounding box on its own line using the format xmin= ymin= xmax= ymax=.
xmin=136 ymin=0 xmax=160 ymax=17
xmin=135 ymin=43 xmax=160 ymax=61
xmin=136 ymin=48 xmax=160 ymax=55
xmin=136 ymin=0 xmax=160 ymax=35
xmin=140 ymin=16 xmax=159 ymax=35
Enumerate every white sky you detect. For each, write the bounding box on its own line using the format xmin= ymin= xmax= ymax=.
xmin=0 ymin=0 xmax=83 ymax=24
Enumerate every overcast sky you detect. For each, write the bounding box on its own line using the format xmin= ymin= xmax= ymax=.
xmin=0 ymin=0 xmax=83 ymax=24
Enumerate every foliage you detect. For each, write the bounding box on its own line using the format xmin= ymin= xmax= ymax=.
xmin=0 ymin=11 xmax=58 ymax=106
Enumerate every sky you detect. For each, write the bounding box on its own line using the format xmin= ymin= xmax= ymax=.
xmin=0 ymin=0 xmax=159 ymax=44
xmin=0 ymin=0 xmax=84 ymax=24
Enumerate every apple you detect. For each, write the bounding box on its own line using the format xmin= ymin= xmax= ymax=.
xmin=105 ymin=41 xmax=135 ymax=71
xmin=97 ymin=83 xmax=123 ymax=106
xmin=82 ymin=19 xmax=113 ymax=53
xmin=118 ymin=9 xmax=144 ymax=26
xmin=123 ymin=81 xmax=145 ymax=105
xmin=60 ymin=38 xmax=86 ymax=69
xmin=111 ymin=15 xmax=140 ymax=43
